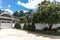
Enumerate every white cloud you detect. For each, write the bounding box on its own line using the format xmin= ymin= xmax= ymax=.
xmin=8 ymin=5 xmax=11 ymax=8
xmin=28 ymin=0 xmax=33 ymax=2
xmin=18 ymin=1 xmax=21 ymax=5
xmin=18 ymin=10 xmax=27 ymax=13
xmin=17 ymin=0 xmax=44 ymax=9
xmin=23 ymin=10 xmax=27 ymax=13
xmin=5 ymin=9 xmax=13 ymax=15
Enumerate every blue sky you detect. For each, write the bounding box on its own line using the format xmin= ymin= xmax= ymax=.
xmin=0 ymin=0 xmax=60 ymax=14
xmin=0 ymin=0 xmax=29 ymax=12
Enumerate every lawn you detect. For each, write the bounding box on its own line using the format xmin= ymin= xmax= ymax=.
xmin=34 ymin=30 xmax=60 ymax=36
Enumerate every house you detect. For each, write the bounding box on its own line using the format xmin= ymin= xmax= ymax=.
xmin=0 ymin=11 xmax=20 ymax=29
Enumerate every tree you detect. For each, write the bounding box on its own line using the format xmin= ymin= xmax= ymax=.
xmin=19 ymin=10 xmax=25 ymax=17
xmin=14 ymin=22 xmax=21 ymax=29
xmin=33 ymin=0 xmax=60 ymax=31
xmin=19 ymin=10 xmax=26 ymax=23
xmin=26 ymin=10 xmax=33 ymax=22
xmin=13 ymin=11 xmax=19 ymax=17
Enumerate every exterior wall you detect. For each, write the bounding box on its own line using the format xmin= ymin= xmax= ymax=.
xmin=1 ymin=22 xmax=60 ymax=29
xmin=52 ymin=24 xmax=60 ymax=29
xmin=35 ymin=23 xmax=48 ymax=30
xmin=20 ymin=23 xmax=48 ymax=30
xmin=1 ymin=23 xmax=12 ymax=29
xmin=0 ymin=23 xmax=15 ymax=29
xmin=12 ymin=23 xmax=15 ymax=28
xmin=35 ymin=23 xmax=60 ymax=30
xmin=0 ymin=20 xmax=13 ymax=29
xmin=12 ymin=23 xmax=24 ymax=29
xmin=20 ymin=23 xmax=60 ymax=30
xmin=20 ymin=23 xmax=24 ymax=29
xmin=20 ymin=23 xmax=32 ymax=29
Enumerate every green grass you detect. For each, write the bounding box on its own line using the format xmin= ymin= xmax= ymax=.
xmin=35 ymin=30 xmax=60 ymax=36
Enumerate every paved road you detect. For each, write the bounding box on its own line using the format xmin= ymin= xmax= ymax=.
xmin=0 ymin=29 xmax=60 ymax=40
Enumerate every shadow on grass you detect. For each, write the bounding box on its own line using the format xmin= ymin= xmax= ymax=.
xmin=27 ymin=30 xmax=60 ymax=39
xmin=36 ymin=30 xmax=60 ymax=36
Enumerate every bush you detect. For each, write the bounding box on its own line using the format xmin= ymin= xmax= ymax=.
xmin=23 ymin=22 xmax=36 ymax=31
xmin=27 ymin=23 xmax=31 ymax=30
xmin=58 ymin=27 xmax=60 ymax=30
xmin=14 ymin=22 xmax=21 ymax=29
xmin=51 ymin=28 xmax=58 ymax=31
xmin=30 ymin=22 xmax=36 ymax=31
xmin=43 ymin=27 xmax=48 ymax=31
xmin=23 ymin=23 xmax=28 ymax=30
xmin=23 ymin=23 xmax=31 ymax=30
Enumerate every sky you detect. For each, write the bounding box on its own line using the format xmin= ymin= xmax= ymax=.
xmin=0 ymin=0 xmax=60 ymax=15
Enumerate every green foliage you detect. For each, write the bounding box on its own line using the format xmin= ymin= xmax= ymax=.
xmin=23 ymin=23 xmax=31 ymax=30
xmin=27 ymin=23 xmax=31 ymax=30
xmin=30 ymin=22 xmax=36 ymax=31
xmin=58 ymin=27 xmax=60 ymax=30
xmin=43 ymin=27 xmax=48 ymax=31
xmin=26 ymin=10 xmax=34 ymax=22
xmin=32 ymin=0 xmax=60 ymax=30
xmin=19 ymin=10 xmax=25 ymax=17
xmin=13 ymin=9 xmax=34 ymax=23
xmin=13 ymin=10 xmax=26 ymax=23
xmin=35 ymin=30 xmax=60 ymax=36
xmin=23 ymin=23 xmax=28 ymax=30
xmin=13 ymin=11 xmax=19 ymax=17
xmin=19 ymin=10 xmax=27 ymax=23
xmin=33 ymin=1 xmax=60 ymax=23
xmin=32 ymin=13 xmax=41 ymax=23
xmin=20 ymin=16 xmax=27 ymax=23
xmin=14 ymin=22 xmax=21 ymax=29
xmin=23 ymin=23 xmax=36 ymax=31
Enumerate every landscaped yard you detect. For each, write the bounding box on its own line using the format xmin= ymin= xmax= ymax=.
xmin=0 ymin=29 xmax=60 ymax=40
xmin=34 ymin=30 xmax=60 ymax=36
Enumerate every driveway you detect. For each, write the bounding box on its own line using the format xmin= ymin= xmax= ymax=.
xmin=0 ymin=29 xmax=60 ymax=40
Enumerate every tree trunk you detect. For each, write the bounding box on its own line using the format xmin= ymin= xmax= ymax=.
xmin=48 ymin=23 xmax=53 ymax=31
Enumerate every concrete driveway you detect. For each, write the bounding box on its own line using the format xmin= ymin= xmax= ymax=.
xmin=0 ymin=29 xmax=60 ymax=40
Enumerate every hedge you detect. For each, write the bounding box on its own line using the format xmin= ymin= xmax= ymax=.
xmin=14 ymin=22 xmax=21 ymax=29
xmin=23 ymin=22 xmax=36 ymax=31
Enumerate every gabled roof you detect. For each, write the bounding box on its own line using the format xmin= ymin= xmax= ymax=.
xmin=1 ymin=14 xmax=11 ymax=17
xmin=0 ymin=11 xmax=20 ymax=21
xmin=0 ymin=10 xmax=4 ymax=14
xmin=0 ymin=11 xmax=11 ymax=17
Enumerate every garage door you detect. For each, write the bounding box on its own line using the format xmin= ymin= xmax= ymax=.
xmin=1 ymin=20 xmax=12 ymax=29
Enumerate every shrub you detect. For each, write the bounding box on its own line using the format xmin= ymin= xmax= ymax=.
xmin=51 ymin=28 xmax=58 ymax=31
xmin=23 ymin=23 xmax=28 ymax=30
xmin=23 ymin=22 xmax=36 ymax=31
xmin=43 ymin=27 xmax=48 ymax=31
xmin=27 ymin=23 xmax=31 ymax=30
xmin=58 ymin=27 xmax=60 ymax=30
xmin=23 ymin=23 xmax=31 ymax=30
xmin=30 ymin=22 xmax=36 ymax=31
xmin=14 ymin=22 xmax=21 ymax=29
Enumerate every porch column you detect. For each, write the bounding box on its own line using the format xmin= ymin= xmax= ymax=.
xmin=11 ymin=21 xmax=12 ymax=28
xmin=0 ymin=20 xmax=1 ymax=27
xmin=11 ymin=18 xmax=13 ymax=28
